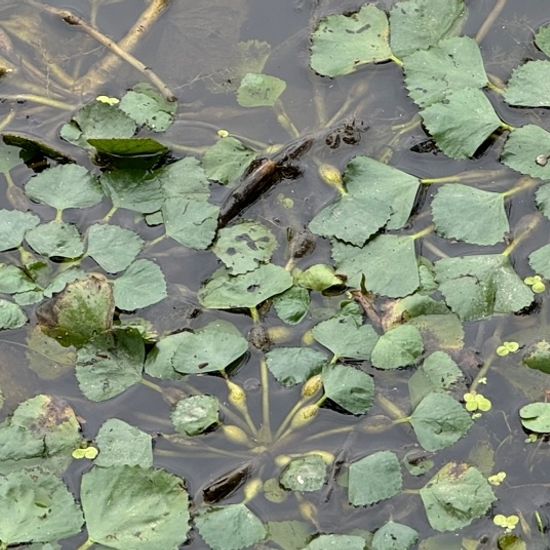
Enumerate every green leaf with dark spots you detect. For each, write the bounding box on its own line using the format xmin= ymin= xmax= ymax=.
xmin=25 ymin=222 xmax=84 ymax=259
xmin=237 ymin=73 xmax=286 ymax=107
xmin=372 ymin=521 xmax=418 ymax=550
xmin=273 ymin=286 xmax=310 ymax=325
xmin=280 ymin=455 xmax=327 ymax=492
xmin=202 ymin=137 xmax=256 ymax=186
xmin=0 ymin=298 xmax=27 ymax=330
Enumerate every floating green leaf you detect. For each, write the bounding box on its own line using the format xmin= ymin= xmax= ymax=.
xmin=536 ymin=183 xmax=550 ymax=220
xmin=101 ymin=169 xmax=164 ymax=213
xmin=113 ymin=259 xmax=167 ymax=311
xmin=144 ymin=332 xmax=187 ymax=380
xmin=313 ymin=315 xmax=378 ymax=360
xmin=421 ymin=88 xmax=501 ymax=159
xmin=0 ymin=263 xmax=37 ymax=294
xmin=519 ymin=402 xmax=550 ymax=433
xmin=305 ymin=535 xmax=366 ymax=550
xmin=267 ymin=520 xmax=312 ymax=550
xmin=202 ymin=137 xmax=256 ymax=186
xmin=75 ymin=329 xmax=145 ymax=401
xmin=199 ymin=264 xmax=292 ymax=309
xmin=434 ymin=254 xmax=533 ymax=320
xmin=432 ymin=184 xmax=508 ymax=245
xmin=528 ymin=244 xmax=550 ymax=279
xmin=37 ymin=274 xmax=114 ymax=348
xmin=86 ymin=224 xmax=143 ymax=273
xmin=333 ymin=235 xmax=419 ymax=297
xmin=81 ymin=465 xmax=190 ymax=549
xmin=273 ymin=286 xmax=310 ymax=325
xmin=171 ymin=395 xmax=220 ymax=435
xmin=0 ymin=298 xmax=27 ymax=330
xmin=25 ymin=221 xmax=84 ymax=259
xmin=0 ymin=142 xmax=23 ymax=174
xmin=0 ymin=209 xmax=39 ymax=251
xmin=163 ymin=197 xmax=219 ymax=250
xmin=266 ymin=347 xmax=326 ymax=387
xmin=505 ymin=61 xmax=550 ymax=107
xmin=390 ymin=0 xmax=466 ymax=58
xmin=120 ymin=83 xmax=177 ymax=132
xmin=195 ymin=503 xmax=266 ymax=550
xmin=295 ymin=264 xmax=343 ymax=292
xmin=371 ymin=324 xmax=423 ymax=370
xmin=523 ymin=340 xmax=550 ymax=374
xmin=89 ymin=138 xmax=169 ymax=157
xmin=158 ymin=157 xmax=210 ymax=200
xmin=237 ymin=73 xmax=286 ymax=107
xmin=95 ymin=418 xmax=153 ymax=468
xmin=411 ymin=392 xmax=473 ymax=451
xmin=372 ymin=521 xmax=419 ymax=550
xmin=501 ymin=124 xmax=550 ymax=179
xmin=420 ymin=463 xmax=496 ymax=531
xmin=322 ymin=363 xmax=375 ymax=415
xmin=0 ymin=470 xmax=83 ymax=545
xmin=349 ymin=451 xmax=402 ymax=506
xmin=26 ymin=164 xmax=103 ymax=211
xmin=404 ymin=37 xmax=487 ymax=108
xmin=341 ymin=156 xmax=420 ymax=230
xmin=309 ymin=193 xmax=390 ymax=247
xmin=535 ymin=24 xmax=550 ymax=57
xmin=171 ymin=321 xmax=248 ymax=374
xmin=310 ymin=5 xmax=392 ymax=77
xmin=213 ymin=221 xmax=277 ymax=274
xmin=280 ymin=455 xmax=327 ymax=492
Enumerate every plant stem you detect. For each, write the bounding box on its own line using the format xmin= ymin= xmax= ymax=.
xmin=76 ymin=539 xmax=95 ymax=550
xmin=275 ymin=396 xmax=310 ymax=440
xmin=0 ymin=110 xmax=15 ymax=132
xmin=501 ymin=177 xmax=538 ymax=199
xmin=274 ymin=100 xmax=300 ymax=139
xmin=377 ymin=393 xmax=408 ymax=420
xmin=140 ymin=378 xmax=164 ymax=393
xmin=500 ymin=122 xmax=515 ymax=132
xmin=35 ymin=1 xmax=176 ymax=101
xmin=259 ymin=359 xmax=272 ymax=441
xmin=303 ymin=425 xmax=354 ymax=442
xmin=389 ymin=54 xmax=404 ymax=67
xmin=55 ymin=209 xmax=64 ymax=222
xmin=0 ymin=94 xmax=74 ymax=110
xmin=470 ymin=354 xmax=495 ymax=393
xmin=411 ymin=225 xmax=434 ymax=240
xmin=502 ymin=215 xmax=541 ymax=257
xmin=486 ymin=79 xmax=505 ymax=95
xmin=101 ymin=206 xmax=118 ymax=224
xmin=250 ymin=307 xmax=260 ymax=324
xmin=476 ymin=0 xmax=508 ymax=43
xmin=145 ymin=234 xmax=167 ymax=249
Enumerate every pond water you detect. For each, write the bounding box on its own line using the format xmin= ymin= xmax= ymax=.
xmin=1 ymin=0 xmax=550 ymax=548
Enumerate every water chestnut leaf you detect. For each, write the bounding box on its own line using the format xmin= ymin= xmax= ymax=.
xmin=523 ymin=340 xmax=550 ymax=374
xmin=199 ymin=264 xmax=292 ymax=309
xmin=113 ymin=259 xmax=167 ymax=311
xmin=0 ymin=141 xmax=23 ymax=174
xmin=501 ymin=124 xmax=550 ymax=179
xmin=0 ymin=470 xmax=83 ymax=545
xmin=89 ymin=137 xmax=168 ymax=157
xmin=213 ymin=221 xmax=277 ymax=274
xmin=195 ymin=503 xmax=266 ymax=550
xmin=0 ymin=298 xmax=27 ymax=330
xmin=432 ymin=184 xmax=508 ymax=245
xmin=309 ymin=193 xmax=391 ymax=247
xmin=81 ymin=465 xmax=190 ymax=549
xmin=372 ymin=521 xmax=419 ymax=550
xmin=95 ymin=418 xmax=153 ymax=468
xmin=535 ymin=24 xmax=550 ymax=57
xmin=313 ymin=315 xmax=378 ymax=361
xmin=101 ymin=169 xmax=164 ymax=213
xmin=25 ymin=221 xmax=84 ymax=259
xmin=280 ymin=454 xmax=327 ymax=492
xmin=25 ymin=164 xmax=103 ymax=211
xmin=519 ymin=402 xmax=550 ymax=433
xmin=333 ymin=235 xmax=419 ymax=297
xmin=163 ymin=197 xmax=219 ymax=250
xmin=322 ymin=363 xmax=375 ymax=415
xmin=536 ymin=183 xmax=550 ymax=221
xmin=310 ymin=5 xmax=392 ymax=77
xmin=273 ymin=285 xmax=310 ymax=325
xmin=159 ymin=157 xmax=211 ymax=200
xmin=86 ymin=223 xmax=144 ymax=274
xmin=144 ymin=332 xmax=187 ymax=380
xmin=75 ymin=328 xmax=145 ymax=402
xmin=37 ymin=274 xmax=114 ymax=348
xmin=237 ymin=72 xmax=286 ymax=107
xmin=0 ymin=263 xmax=37 ymax=294
xmin=434 ymin=254 xmax=533 ymax=321
xmin=119 ymin=83 xmax=177 ymax=132
xmin=267 ymin=520 xmax=312 ymax=550
xmin=411 ymin=392 xmax=473 ymax=451
xmin=305 ymin=535 xmax=367 ymax=550
xmin=404 ymin=36 xmax=488 ymax=108
xmin=295 ymin=264 xmax=343 ymax=291
xmin=408 ymin=312 xmax=464 ymax=351
xmin=390 ymin=0 xmax=466 ymax=58
xmin=42 ymin=268 xmax=87 ymax=298
xmin=171 ymin=395 xmax=220 ymax=435
xmin=0 ymin=209 xmax=39 ymax=251
xmin=421 ymin=88 xmax=501 ymax=159
xmin=202 ymin=137 xmax=256 ymax=186
xmin=528 ymin=244 xmax=550 ymax=279
xmin=266 ymin=347 xmax=327 ymax=387
xmin=420 ymin=463 xmax=496 ymax=531
xmin=0 ymin=394 xmax=81 ymax=475
xmin=371 ymin=324 xmax=423 ymax=370
xmin=505 ymin=61 xmax=550 ymax=107
xmin=171 ymin=320 xmax=248 ymax=374
xmin=348 ymin=451 xmax=402 ymax=506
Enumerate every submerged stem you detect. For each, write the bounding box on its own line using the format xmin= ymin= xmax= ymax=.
xmin=501 ymin=177 xmax=538 ymax=199
xmin=502 ymin=215 xmax=541 ymax=257
xmin=260 ymin=359 xmax=272 ymax=441
xmin=274 ymin=100 xmax=300 ymax=139
xmin=0 ymin=94 xmax=74 ymax=111
xmin=410 ymin=225 xmax=434 ymax=241
xmin=476 ymin=0 xmax=508 ymax=43
xmin=389 ymin=54 xmax=404 ymax=67
xmin=76 ymin=539 xmax=95 ymax=550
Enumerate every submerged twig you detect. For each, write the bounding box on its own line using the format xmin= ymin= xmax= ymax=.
xmin=476 ymin=0 xmax=508 ymax=43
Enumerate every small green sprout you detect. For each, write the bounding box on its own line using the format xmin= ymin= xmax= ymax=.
xmin=493 ymin=514 xmax=519 ymax=532
xmin=524 ymin=275 xmax=546 ymax=293
xmin=464 ymin=391 xmax=492 ymax=413
xmin=72 ymin=445 xmax=99 ymax=460
xmin=496 ymin=341 xmax=520 ymax=357
xmin=217 ymin=129 xmax=230 ymax=138
xmin=488 ymin=471 xmax=507 ymax=486
xmin=478 ymin=377 xmax=488 ymax=385
xmin=95 ymin=95 xmax=119 ymax=106
xmin=525 ymin=433 xmax=539 ymax=444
